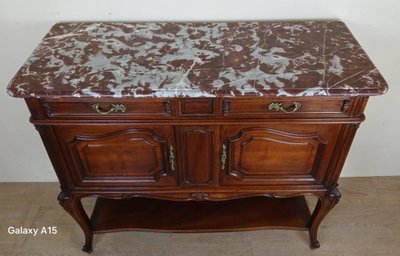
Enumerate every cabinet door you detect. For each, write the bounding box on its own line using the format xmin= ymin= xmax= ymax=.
xmin=220 ymin=124 xmax=341 ymax=185
xmin=54 ymin=125 xmax=177 ymax=187
xmin=176 ymin=126 xmax=220 ymax=186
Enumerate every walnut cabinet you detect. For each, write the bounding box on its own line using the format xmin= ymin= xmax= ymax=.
xmin=24 ymin=96 xmax=368 ymax=252
xmin=7 ymin=21 xmax=387 ymax=253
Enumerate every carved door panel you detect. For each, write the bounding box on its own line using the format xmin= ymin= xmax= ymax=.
xmin=54 ymin=125 xmax=177 ymax=187
xmin=176 ymin=126 xmax=220 ymax=186
xmin=220 ymin=124 xmax=341 ymax=185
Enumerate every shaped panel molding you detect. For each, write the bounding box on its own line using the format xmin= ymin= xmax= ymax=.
xmin=223 ymin=128 xmax=328 ymax=184
xmin=67 ymin=128 xmax=175 ymax=186
xmin=178 ymin=126 xmax=218 ymax=186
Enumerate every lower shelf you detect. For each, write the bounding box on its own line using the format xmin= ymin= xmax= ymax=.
xmin=90 ymin=196 xmax=311 ymax=233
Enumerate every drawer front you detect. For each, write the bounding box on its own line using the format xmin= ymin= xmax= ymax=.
xmin=222 ymin=97 xmax=353 ymax=118
xmin=39 ymin=99 xmax=173 ymax=119
xmin=178 ymin=98 xmax=216 ymax=117
xmin=220 ymin=123 xmax=341 ymax=186
xmin=54 ymin=125 xmax=177 ymax=187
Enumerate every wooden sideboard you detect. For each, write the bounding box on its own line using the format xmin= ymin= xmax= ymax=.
xmin=7 ymin=21 xmax=387 ymax=253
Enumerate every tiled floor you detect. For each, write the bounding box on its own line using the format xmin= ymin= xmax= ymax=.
xmin=0 ymin=177 xmax=399 ymax=256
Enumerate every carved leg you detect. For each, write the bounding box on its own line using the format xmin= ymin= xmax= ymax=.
xmin=309 ymin=187 xmax=341 ymax=249
xmin=57 ymin=190 xmax=93 ymax=253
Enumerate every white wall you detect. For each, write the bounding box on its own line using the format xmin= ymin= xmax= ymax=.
xmin=0 ymin=0 xmax=399 ymax=181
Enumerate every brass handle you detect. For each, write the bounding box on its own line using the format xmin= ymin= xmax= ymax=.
xmin=268 ymin=101 xmax=301 ymax=113
xmin=91 ymin=103 xmax=126 ymax=114
xmin=169 ymin=145 xmax=175 ymax=172
xmin=221 ymin=144 xmax=227 ymax=170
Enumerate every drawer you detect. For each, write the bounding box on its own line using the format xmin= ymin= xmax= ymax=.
xmin=38 ymin=99 xmax=174 ymax=119
xmin=222 ymin=97 xmax=354 ymax=118
xmin=178 ymin=98 xmax=215 ymax=117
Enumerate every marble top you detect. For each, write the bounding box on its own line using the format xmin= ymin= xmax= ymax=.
xmin=7 ymin=21 xmax=388 ymax=98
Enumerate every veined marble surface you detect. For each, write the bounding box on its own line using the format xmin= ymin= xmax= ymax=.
xmin=7 ymin=21 xmax=388 ymax=98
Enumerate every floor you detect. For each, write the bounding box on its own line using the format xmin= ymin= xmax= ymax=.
xmin=0 ymin=177 xmax=399 ymax=256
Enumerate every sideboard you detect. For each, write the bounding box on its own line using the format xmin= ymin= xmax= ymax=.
xmin=7 ymin=21 xmax=387 ymax=253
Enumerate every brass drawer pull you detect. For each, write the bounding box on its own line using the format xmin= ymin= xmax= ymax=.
xmin=268 ymin=101 xmax=302 ymax=113
xmin=91 ymin=103 xmax=126 ymax=114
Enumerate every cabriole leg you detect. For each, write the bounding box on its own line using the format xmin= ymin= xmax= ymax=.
xmin=57 ymin=190 xmax=93 ymax=253
xmin=309 ymin=187 xmax=341 ymax=249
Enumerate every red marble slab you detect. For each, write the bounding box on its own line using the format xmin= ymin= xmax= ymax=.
xmin=7 ymin=21 xmax=388 ymax=98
